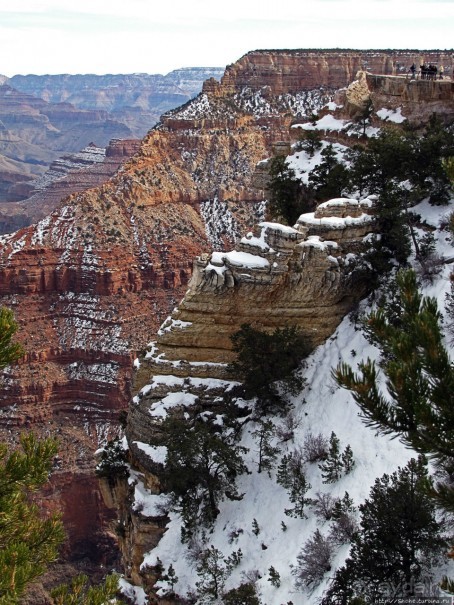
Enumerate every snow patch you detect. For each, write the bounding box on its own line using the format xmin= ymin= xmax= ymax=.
xmin=376 ymin=106 xmax=406 ymax=123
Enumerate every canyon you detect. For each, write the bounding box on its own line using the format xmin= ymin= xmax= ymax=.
xmin=0 ymin=48 xmax=452 ymax=598
xmin=0 ymin=84 xmax=132 ymax=202
xmin=0 ymin=68 xmax=224 ymax=213
xmin=7 ymin=69 xmax=226 ymax=139
xmin=0 ymin=138 xmax=141 ymax=234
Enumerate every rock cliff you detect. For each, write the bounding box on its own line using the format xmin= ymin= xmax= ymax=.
xmin=365 ymin=72 xmax=454 ymax=124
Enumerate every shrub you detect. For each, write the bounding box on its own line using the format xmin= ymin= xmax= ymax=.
xmin=276 ymin=412 xmax=301 ymax=443
xmin=329 ymin=511 xmax=358 ymax=545
xmin=95 ymin=438 xmax=128 ymax=484
xmin=229 ymin=324 xmax=310 ymax=416
xmin=293 ymin=529 xmax=333 ymax=589
xmin=303 ymin=432 xmax=328 ymax=463
xmin=311 ymin=491 xmax=339 ymax=521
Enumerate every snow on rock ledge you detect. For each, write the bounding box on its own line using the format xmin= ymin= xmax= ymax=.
xmin=136 ymin=198 xmax=378 ymax=370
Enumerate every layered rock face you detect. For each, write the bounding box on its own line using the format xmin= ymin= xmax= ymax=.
xmin=137 ymin=198 xmax=375 ymax=370
xmin=0 ymin=139 xmax=141 ymax=234
xmin=365 ymin=73 xmax=454 ymax=124
xmin=0 ymin=84 xmax=133 ymax=203
xmin=221 ymin=49 xmax=453 ymax=94
xmin=0 ymin=48 xmax=449 ymax=581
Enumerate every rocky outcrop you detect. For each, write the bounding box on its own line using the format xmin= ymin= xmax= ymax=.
xmin=336 ymin=69 xmax=454 ymax=126
xmin=365 ymin=72 xmax=454 ymax=124
xmin=136 ymin=198 xmax=375 ymax=371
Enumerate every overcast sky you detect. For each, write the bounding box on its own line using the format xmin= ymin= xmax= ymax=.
xmin=1 ymin=0 xmax=453 ymax=76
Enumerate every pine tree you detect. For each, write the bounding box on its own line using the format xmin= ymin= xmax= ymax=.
xmin=341 ymin=444 xmax=355 ymax=474
xmin=229 ymin=323 xmax=309 ymax=416
xmin=0 ymin=434 xmax=65 ymax=604
xmin=51 ymin=574 xmax=122 ymax=605
xmin=347 ymin=122 xmax=453 ymax=203
xmin=334 ymin=269 xmax=454 ymax=512
xmin=251 ymin=419 xmax=280 ymax=475
xmin=277 ymin=450 xmax=312 ymax=518
xmin=331 ymin=491 xmax=355 ymax=520
xmin=297 ymin=129 xmax=323 ymax=157
xmin=95 ymin=437 xmax=128 ymax=485
xmin=0 ymin=307 xmax=24 ymax=371
xmin=268 ymin=565 xmax=281 ymax=587
xmin=323 ymin=458 xmax=445 ymax=602
xmin=162 ymin=415 xmax=248 ymax=534
xmin=374 ymin=183 xmax=412 ymax=267
xmin=196 ymin=546 xmax=229 ymax=602
xmin=307 ymin=144 xmax=349 ymax=202
xmin=222 ymin=582 xmax=262 ymax=604
xmin=161 ymin=563 xmax=178 ymax=594
xmin=352 ymin=98 xmax=374 ymax=137
xmin=319 ymin=432 xmax=343 ymax=483
xmin=329 ymin=492 xmax=358 ymax=546
xmin=266 ymin=155 xmax=310 ymax=225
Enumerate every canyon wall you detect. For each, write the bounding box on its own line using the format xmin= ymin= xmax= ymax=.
xmin=0 ymin=139 xmax=141 ymax=234
xmin=8 ymin=69 xmax=226 ymax=138
xmin=220 ymin=49 xmax=453 ymax=94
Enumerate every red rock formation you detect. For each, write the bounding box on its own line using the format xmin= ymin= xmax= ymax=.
xmin=365 ymin=73 xmax=454 ymax=124
xmin=0 ymin=139 xmax=141 ymax=233
xmin=221 ymin=49 xmax=453 ymax=94
xmin=0 ymin=84 xmax=133 ymax=203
